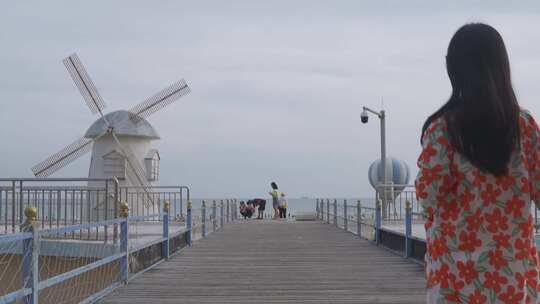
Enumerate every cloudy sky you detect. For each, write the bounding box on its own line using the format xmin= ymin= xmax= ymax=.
xmin=1 ymin=1 xmax=540 ymax=198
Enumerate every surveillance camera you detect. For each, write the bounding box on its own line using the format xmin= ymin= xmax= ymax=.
xmin=361 ymin=110 xmax=368 ymax=123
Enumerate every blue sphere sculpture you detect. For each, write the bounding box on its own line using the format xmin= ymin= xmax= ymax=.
xmin=368 ymin=157 xmax=410 ymax=196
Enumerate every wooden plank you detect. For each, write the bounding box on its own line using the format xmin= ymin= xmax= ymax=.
xmin=100 ymin=220 xmax=425 ymax=303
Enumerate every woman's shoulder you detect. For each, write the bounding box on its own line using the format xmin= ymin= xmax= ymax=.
xmin=422 ymin=117 xmax=448 ymax=143
xmin=519 ymin=109 xmax=540 ymax=139
xmin=519 ymin=109 xmax=538 ymax=126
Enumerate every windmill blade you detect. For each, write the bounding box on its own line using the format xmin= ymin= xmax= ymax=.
xmin=32 ymin=137 xmax=93 ymax=177
xmin=129 ymin=79 xmax=190 ymax=122
xmin=111 ymin=133 xmax=155 ymax=206
xmin=63 ymin=53 xmax=107 ymax=116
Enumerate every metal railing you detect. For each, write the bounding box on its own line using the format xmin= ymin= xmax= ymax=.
xmin=191 ymin=199 xmax=238 ymax=239
xmin=316 ymin=185 xmax=426 ymax=260
xmin=315 ymin=181 xmax=540 ymax=260
xmin=317 ymin=197 xmax=419 ymax=258
xmin=375 ymin=183 xmax=421 ymax=220
xmin=317 ymin=198 xmax=379 ymax=241
xmin=0 ymin=178 xmax=119 ymax=235
xmin=0 ymin=179 xmax=192 ymax=240
xmin=0 ymin=196 xmax=239 ymax=304
xmin=118 ymin=186 xmax=189 ymax=220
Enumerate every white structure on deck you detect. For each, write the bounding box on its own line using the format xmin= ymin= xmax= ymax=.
xmin=368 ymin=156 xmax=410 ymax=198
xmin=32 ymin=53 xmax=190 ymax=205
xmin=85 ymin=110 xmax=161 ymax=187
xmin=368 ymin=156 xmax=410 ymax=219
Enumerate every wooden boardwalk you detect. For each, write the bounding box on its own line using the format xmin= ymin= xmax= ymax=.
xmin=100 ymin=220 xmax=425 ymax=303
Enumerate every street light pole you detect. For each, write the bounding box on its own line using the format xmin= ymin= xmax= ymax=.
xmin=362 ymin=106 xmax=387 ymax=218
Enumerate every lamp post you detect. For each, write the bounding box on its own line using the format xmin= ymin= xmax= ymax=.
xmin=361 ymin=106 xmax=387 ymax=217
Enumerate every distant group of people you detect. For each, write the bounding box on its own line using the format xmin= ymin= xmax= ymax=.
xmin=239 ymin=198 xmax=265 ymax=219
xmin=239 ymin=181 xmax=288 ymax=220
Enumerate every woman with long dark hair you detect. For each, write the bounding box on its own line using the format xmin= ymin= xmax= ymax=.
xmin=416 ymin=23 xmax=540 ymax=303
xmin=269 ymin=182 xmax=280 ymax=219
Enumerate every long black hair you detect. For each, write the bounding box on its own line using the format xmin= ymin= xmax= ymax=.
xmin=421 ymin=23 xmax=520 ymax=176
xmin=271 ymin=182 xmax=278 ymax=190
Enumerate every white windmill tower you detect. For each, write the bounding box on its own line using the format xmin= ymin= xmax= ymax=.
xmin=31 ymin=53 xmax=191 ymax=210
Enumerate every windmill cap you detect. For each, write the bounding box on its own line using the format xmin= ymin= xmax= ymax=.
xmin=84 ymin=110 xmax=160 ymax=139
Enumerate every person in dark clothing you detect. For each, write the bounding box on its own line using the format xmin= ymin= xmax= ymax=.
xmin=239 ymin=201 xmax=247 ymax=218
xmin=248 ymin=198 xmax=266 ymax=219
xmin=245 ymin=201 xmax=255 ymax=218
xmin=239 ymin=201 xmax=255 ymax=219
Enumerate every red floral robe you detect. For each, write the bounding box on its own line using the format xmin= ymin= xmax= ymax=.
xmin=416 ymin=111 xmax=540 ymax=303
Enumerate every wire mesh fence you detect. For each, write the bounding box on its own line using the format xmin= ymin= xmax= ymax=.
xmin=0 ymin=197 xmax=239 ymax=304
xmin=0 ymin=235 xmax=26 ymax=301
xmin=0 ymin=178 xmax=242 ymax=304
xmin=38 ymin=223 xmax=122 ymax=304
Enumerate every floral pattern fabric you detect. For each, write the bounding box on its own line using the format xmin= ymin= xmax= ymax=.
xmin=415 ymin=111 xmax=540 ymax=303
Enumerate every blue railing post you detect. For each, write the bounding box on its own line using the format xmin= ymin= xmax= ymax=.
xmin=220 ymin=200 xmax=224 ymax=228
xmin=333 ymin=199 xmax=338 ymax=227
xmin=230 ymin=200 xmax=234 ymax=221
xmin=343 ymin=199 xmax=348 ymax=232
xmin=405 ymin=200 xmax=412 ymax=258
xmin=233 ymin=199 xmax=237 ymax=221
xmin=375 ymin=199 xmax=382 ymax=245
xmin=326 ymin=199 xmax=330 ymax=224
xmin=162 ymin=201 xmax=170 ymax=259
xmin=22 ymin=206 xmax=38 ymax=304
xmin=316 ymin=199 xmax=319 ymax=219
xmin=119 ymin=202 xmax=129 ymax=282
xmin=213 ymin=200 xmax=217 ymax=232
xmin=318 ymin=199 xmax=321 ymax=220
xmin=357 ymin=200 xmax=361 ymax=238
xmin=202 ymin=200 xmax=206 ymax=238
xmin=319 ymin=199 xmax=324 ymax=222
xmin=113 ymin=181 xmax=119 ymax=245
xmin=319 ymin=199 xmax=322 ymax=220
xmin=180 ymin=191 xmax=183 ymax=219
xmin=187 ymin=201 xmax=192 ymax=246
xmin=231 ymin=199 xmax=235 ymax=221
xmin=226 ymin=199 xmax=230 ymax=223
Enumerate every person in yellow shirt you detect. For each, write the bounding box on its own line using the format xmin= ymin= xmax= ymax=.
xmin=269 ymin=182 xmax=280 ymax=219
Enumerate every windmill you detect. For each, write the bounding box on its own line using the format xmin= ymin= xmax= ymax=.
xmin=31 ymin=53 xmax=191 ymax=207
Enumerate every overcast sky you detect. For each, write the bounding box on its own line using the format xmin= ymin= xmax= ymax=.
xmin=1 ymin=1 xmax=540 ymax=198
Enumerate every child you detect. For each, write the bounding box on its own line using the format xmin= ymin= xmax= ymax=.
xmin=245 ymin=201 xmax=255 ymax=218
xmin=239 ymin=201 xmax=248 ymax=219
xmin=278 ymin=193 xmax=288 ymax=219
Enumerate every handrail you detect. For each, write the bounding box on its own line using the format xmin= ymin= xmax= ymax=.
xmin=0 ymin=232 xmax=33 ymax=243
xmin=0 ymin=178 xmax=116 ymax=182
xmin=39 ymin=218 xmax=126 ymax=236
xmin=0 ymin=189 xmax=242 ymax=304
xmin=316 ymin=195 xmax=424 ymax=259
xmin=128 ymin=214 xmax=162 ymax=221
xmin=0 ymin=177 xmax=119 ymax=235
